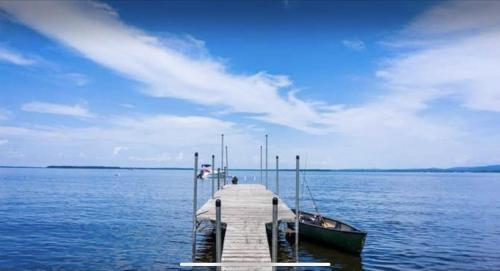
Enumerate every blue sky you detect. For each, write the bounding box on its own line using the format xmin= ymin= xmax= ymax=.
xmin=0 ymin=0 xmax=499 ymax=168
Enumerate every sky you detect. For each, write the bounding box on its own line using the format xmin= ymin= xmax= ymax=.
xmin=0 ymin=0 xmax=499 ymax=169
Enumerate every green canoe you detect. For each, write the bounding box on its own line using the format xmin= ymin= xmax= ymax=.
xmin=288 ymin=209 xmax=367 ymax=255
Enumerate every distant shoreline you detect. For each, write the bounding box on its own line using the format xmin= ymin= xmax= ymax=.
xmin=0 ymin=165 xmax=499 ymax=173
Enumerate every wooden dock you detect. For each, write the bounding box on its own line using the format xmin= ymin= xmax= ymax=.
xmin=196 ymin=184 xmax=295 ymax=270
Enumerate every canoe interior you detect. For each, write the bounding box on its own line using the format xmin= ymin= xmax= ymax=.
xmin=295 ymin=209 xmax=363 ymax=232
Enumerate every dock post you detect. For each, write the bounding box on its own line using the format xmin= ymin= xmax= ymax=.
xmin=192 ymin=152 xmax=199 ymax=261
xmin=225 ymin=145 xmax=228 ymax=177
xmin=265 ymin=134 xmax=268 ymax=189
xmin=276 ymin=155 xmax=279 ymax=196
xmin=295 ymin=155 xmax=300 ymax=262
xmin=272 ymin=197 xmax=278 ymax=267
xmin=221 ymin=134 xmax=224 ymax=175
xmin=224 ymin=166 xmax=227 ymax=186
xmin=260 ymin=145 xmax=263 ymax=184
xmin=211 ymin=155 xmax=215 ymax=198
xmin=215 ymin=199 xmax=222 ymax=265
xmin=217 ymin=168 xmax=221 ymax=190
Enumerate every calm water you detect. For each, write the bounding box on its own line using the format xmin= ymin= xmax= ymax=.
xmin=1 ymin=168 xmax=499 ymax=270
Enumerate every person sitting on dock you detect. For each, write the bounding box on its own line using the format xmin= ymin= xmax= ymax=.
xmin=231 ymin=176 xmax=238 ymax=184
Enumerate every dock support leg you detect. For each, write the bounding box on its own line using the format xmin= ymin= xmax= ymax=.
xmin=211 ymin=155 xmax=215 ymax=198
xmin=225 ymin=145 xmax=228 ymax=177
xmin=276 ymin=155 xmax=279 ymax=196
xmin=265 ymin=134 xmax=268 ymax=189
xmin=217 ymin=168 xmax=221 ymax=190
xmin=192 ymin=152 xmax=198 ymax=261
xmin=224 ymin=166 xmax=227 ymax=186
xmin=215 ymin=199 xmax=222 ymax=268
xmin=260 ymin=145 xmax=263 ymax=184
xmin=221 ymin=134 xmax=224 ymax=177
xmin=272 ymin=197 xmax=278 ymax=268
xmin=295 ymin=155 xmax=300 ymax=262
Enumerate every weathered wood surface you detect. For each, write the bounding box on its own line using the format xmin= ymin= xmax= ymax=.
xmin=196 ymin=184 xmax=295 ymax=270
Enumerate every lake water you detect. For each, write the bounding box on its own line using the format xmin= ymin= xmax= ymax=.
xmin=1 ymin=168 xmax=499 ymax=270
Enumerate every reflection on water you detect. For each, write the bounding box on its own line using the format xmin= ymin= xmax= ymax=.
xmin=196 ymin=222 xmax=363 ymax=271
xmin=298 ymin=239 xmax=362 ymax=271
xmin=275 ymin=223 xmax=362 ymax=270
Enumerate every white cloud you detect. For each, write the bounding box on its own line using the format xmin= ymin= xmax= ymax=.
xmin=119 ymin=103 xmax=134 ymax=109
xmin=113 ymin=146 xmax=128 ymax=155
xmin=0 ymin=108 xmax=10 ymax=120
xmin=0 ymin=114 xmax=259 ymax=167
xmin=318 ymin=0 xmax=500 ymax=166
xmin=0 ymin=0 xmax=336 ymax=133
xmin=21 ymin=102 xmax=94 ymax=118
xmin=65 ymin=73 xmax=89 ymax=86
xmin=378 ymin=1 xmax=500 ymax=113
xmin=0 ymin=46 xmax=35 ymax=65
xmin=342 ymin=39 xmax=365 ymax=51
xmin=406 ymin=1 xmax=500 ymax=35
xmin=0 ymin=139 xmax=8 ymax=146
xmin=128 ymin=153 xmax=171 ymax=163
xmin=275 ymin=1 xmax=500 ymax=167
xmin=1 ymin=1 xmax=500 ymax=168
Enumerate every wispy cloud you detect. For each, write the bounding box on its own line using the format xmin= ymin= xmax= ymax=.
xmin=64 ymin=72 xmax=90 ymax=86
xmin=128 ymin=153 xmax=171 ymax=163
xmin=119 ymin=103 xmax=135 ymax=109
xmin=378 ymin=1 xmax=500 ymax=113
xmin=21 ymin=102 xmax=94 ymax=118
xmin=0 ymin=46 xmax=35 ymax=65
xmin=0 ymin=108 xmax=10 ymax=120
xmin=1 ymin=1 xmax=500 ymax=168
xmin=406 ymin=1 xmax=500 ymax=35
xmin=322 ymin=0 xmax=500 ymax=166
xmin=0 ymin=139 xmax=8 ymax=146
xmin=0 ymin=114 xmax=256 ymax=166
xmin=0 ymin=0 xmax=337 ymax=133
xmin=342 ymin=39 xmax=365 ymax=51
xmin=113 ymin=146 xmax=128 ymax=155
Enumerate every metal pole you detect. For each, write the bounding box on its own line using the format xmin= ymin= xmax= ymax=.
xmin=225 ymin=145 xmax=228 ymax=177
xmin=217 ymin=168 xmax=221 ymax=190
xmin=265 ymin=134 xmax=268 ymax=189
xmin=276 ymin=155 xmax=279 ymax=196
xmin=221 ymin=134 xmax=224 ymax=175
xmin=215 ymin=199 xmax=222 ymax=264
xmin=192 ymin=152 xmax=198 ymax=261
xmin=272 ymin=197 xmax=278 ymax=265
xmin=211 ymin=154 xmax=215 ymax=198
xmin=295 ymin=155 xmax=300 ymax=262
xmin=260 ymin=145 xmax=263 ymax=184
xmin=224 ymin=166 xmax=227 ymax=186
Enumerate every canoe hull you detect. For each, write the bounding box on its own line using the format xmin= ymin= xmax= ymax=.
xmin=288 ymin=210 xmax=366 ymax=255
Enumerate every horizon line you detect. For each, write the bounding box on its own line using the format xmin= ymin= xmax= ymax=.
xmin=0 ymin=164 xmax=499 ymax=173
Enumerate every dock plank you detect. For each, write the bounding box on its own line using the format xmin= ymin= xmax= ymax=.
xmin=196 ymin=184 xmax=295 ymax=271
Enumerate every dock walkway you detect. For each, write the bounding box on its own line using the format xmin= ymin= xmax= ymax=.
xmin=196 ymin=184 xmax=295 ymax=270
